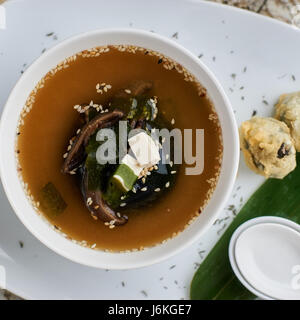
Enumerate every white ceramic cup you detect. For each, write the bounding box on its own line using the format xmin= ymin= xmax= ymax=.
xmin=0 ymin=29 xmax=239 ymax=269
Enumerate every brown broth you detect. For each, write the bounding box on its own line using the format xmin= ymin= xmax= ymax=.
xmin=17 ymin=46 xmax=222 ymax=251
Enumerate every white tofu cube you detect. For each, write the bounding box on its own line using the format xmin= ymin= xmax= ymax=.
xmin=128 ymin=132 xmax=161 ymax=167
xmin=121 ymin=154 xmax=144 ymax=176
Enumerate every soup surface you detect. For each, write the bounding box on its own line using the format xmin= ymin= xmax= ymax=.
xmin=17 ymin=45 xmax=222 ymax=251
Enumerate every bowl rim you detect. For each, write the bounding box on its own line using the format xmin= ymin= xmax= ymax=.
xmin=0 ymin=28 xmax=239 ymax=269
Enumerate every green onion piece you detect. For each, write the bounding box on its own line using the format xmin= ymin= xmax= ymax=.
xmin=104 ymin=164 xmax=138 ymax=208
xmin=112 ymin=164 xmax=138 ymax=192
xmin=40 ymin=182 xmax=67 ymax=218
xmin=190 ymin=153 xmax=300 ymax=300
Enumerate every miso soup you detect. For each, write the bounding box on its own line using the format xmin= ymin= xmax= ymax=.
xmin=16 ymin=45 xmax=223 ymax=251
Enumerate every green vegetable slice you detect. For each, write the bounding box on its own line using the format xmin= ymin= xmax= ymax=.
xmin=112 ymin=163 xmax=138 ymax=192
xmin=190 ymin=153 xmax=300 ymax=300
xmin=39 ymin=182 xmax=67 ymax=218
xmin=104 ymin=164 xmax=138 ymax=208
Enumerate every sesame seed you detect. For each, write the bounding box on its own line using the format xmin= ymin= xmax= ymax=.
xmin=154 ymin=188 xmax=161 ymax=192
xmin=109 ymin=225 xmax=115 ymax=229
xmin=63 ymin=153 xmax=68 ymax=158
xmin=171 ymin=118 xmax=175 ymax=125
xmin=141 ymin=187 xmax=147 ymax=192
xmin=171 ymin=171 xmax=177 ymax=174
xmin=165 ymin=182 xmax=170 ymax=188
xmin=120 ymin=202 xmax=127 ymax=207
xmin=110 ymin=220 xmax=116 ymax=225
xmin=166 ymin=154 xmax=169 ymax=160
xmin=132 ymin=187 xmax=136 ymax=193
xmin=91 ymin=243 xmax=96 ymax=249
xmin=87 ymin=197 xmax=93 ymax=205
xmin=76 ymin=129 xmax=81 ymax=134
xmin=121 ymin=195 xmax=126 ymax=200
xmin=104 ymin=222 xmax=110 ymax=226
xmin=124 ymin=89 xmax=131 ymax=94
xmin=116 ymin=212 xmax=121 ymax=218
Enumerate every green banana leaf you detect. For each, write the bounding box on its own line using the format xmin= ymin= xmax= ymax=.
xmin=190 ymin=153 xmax=300 ymax=300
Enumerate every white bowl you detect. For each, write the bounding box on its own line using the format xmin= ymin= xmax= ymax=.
xmin=0 ymin=29 xmax=239 ymax=269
